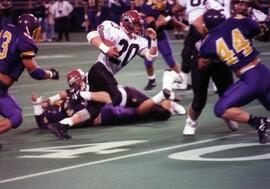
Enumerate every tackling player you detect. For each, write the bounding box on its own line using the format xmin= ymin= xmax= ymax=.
xmin=0 ymin=14 xmax=59 ymax=135
xmin=198 ymin=10 xmax=270 ymax=144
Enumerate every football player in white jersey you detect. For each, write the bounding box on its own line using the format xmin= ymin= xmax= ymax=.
xmin=86 ymin=10 xmax=179 ymax=109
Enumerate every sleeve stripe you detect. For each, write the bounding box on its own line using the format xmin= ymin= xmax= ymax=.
xmin=20 ymin=51 xmax=35 ymax=57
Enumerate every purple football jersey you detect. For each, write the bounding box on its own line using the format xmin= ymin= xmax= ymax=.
xmin=199 ymin=16 xmax=261 ymax=72
xmin=0 ymin=24 xmax=38 ymax=81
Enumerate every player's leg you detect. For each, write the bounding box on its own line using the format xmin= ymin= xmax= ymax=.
xmin=177 ymin=25 xmax=202 ymax=90
xmin=0 ymin=94 xmax=23 ymax=134
xmin=214 ymin=77 xmax=270 ymax=143
xmin=143 ymin=59 xmax=156 ymax=91
xmin=211 ymin=62 xmax=238 ymax=131
xmin=88 ymin=62 xmax=123 ymax=106
xmin=183 ymin=53 xmax=211 ymax=135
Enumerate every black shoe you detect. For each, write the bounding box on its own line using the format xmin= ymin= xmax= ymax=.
xmin=144 ymin=79 xmax=156 ymax=90
xmin=47 ymin=123 xmax=72 ymax=140
xmin=257 ymin=118 xmax=270 ymax=144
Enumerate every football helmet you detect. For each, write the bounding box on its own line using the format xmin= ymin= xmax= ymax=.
xmin=203 ymin=9 xmax=226 ymax=30
xmin=231 ymin=0 xmax=253 ymax=16
xmin=17 ymin=13 xmax=42 ymax=42
xmin=67 ymin=69 xmax=86 ymax=90
xmin=120 ymin=10 xmax=144 ymax=37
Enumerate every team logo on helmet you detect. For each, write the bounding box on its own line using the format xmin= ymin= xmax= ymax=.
xmin=17 ymin=13 xmax=42 ymax=42
xmin=120 ymin=10 xmax=144 ymax=37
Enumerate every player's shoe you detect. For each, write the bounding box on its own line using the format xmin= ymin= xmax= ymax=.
xmin=47 ymin=123 xmax=71 ymax=140
xmin=144 ymin=79 xmax=156 ymax=90
xmin=171 ymin=102 xmax=187 ymax=115
xmin=223 ymin=119 xmax=239 ymax=131
xmin=257 ymin=118 xmax=270 ymax=144
xmin=172 ymin=82 xmax=192 ymax=90
xmin=162 ymin=88 xmax=182 ymax=102
xmin=183 ymin=118 xmax=197 ymax=136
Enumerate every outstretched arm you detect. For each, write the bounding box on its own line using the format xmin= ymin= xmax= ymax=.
xmin=23 ymin=58 xmax=59 ymax=80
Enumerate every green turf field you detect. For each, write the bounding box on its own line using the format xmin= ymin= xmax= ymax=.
xmin=0 ymin=33 xmax=270 ymax=189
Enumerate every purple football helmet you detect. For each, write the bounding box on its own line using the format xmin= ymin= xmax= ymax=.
xmin=203 ymin=9 xmax=226 ymax=30
xmin=17 ymin=13 xmax=42 ymax=42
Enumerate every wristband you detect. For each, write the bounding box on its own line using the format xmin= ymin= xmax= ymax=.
xmin=48 ymin=94 xmax=61 ymax=104
xmin=164 ymin=16 xmax=172 ymax=23
xmin=98 ymin=43 xmax=110 ymax=54
xmin=151 ymin=39 xmax=157 ymax=48
xmin=79 ymin=91 xmax=92 ymax=101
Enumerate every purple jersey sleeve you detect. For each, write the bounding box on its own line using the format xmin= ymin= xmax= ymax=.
xmin=17 ymin=32 xmax=38 ymax=59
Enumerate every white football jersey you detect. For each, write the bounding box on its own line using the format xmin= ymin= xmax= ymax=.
xmin=96 ymin=20 xmax=149 ymax=74
xmin=178 ymin=0 xmax=205 ymax=24
xmin=205 ymin=0 xmax=231 ymax=18
xmin=178 ymin=0 xmax=231 ymax=24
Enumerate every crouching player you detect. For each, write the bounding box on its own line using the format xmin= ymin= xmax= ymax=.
xmin=198 ymin=9 xmax=270 ymax=144
xmin=0 ymin=14 xmax=59 ymax=135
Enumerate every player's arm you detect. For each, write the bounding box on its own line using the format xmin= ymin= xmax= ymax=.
xmin=42 ymin=91 xmax=68 ymax=108
xmin=86 ymin=28 xmax=119 ymax=58
xmin=31 ymin=92 xmax=48 ymax=129
xmin=22 ymin=58 xmax=59 ymax=80
xmin=139 ymin=28 xmax=158 ymax=61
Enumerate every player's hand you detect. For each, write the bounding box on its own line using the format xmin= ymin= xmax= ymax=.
xmin=144 ymin=28 xmax=157 ymax=40
xmin=106 ymin=46 xmax=119 ymax=58
xmin=70 ymin=88 xmax=81 ymax=101
xmin=49 ymin=68 xmax=59 ymax=80
xmin=172 ymin=17 xmax=189 ymax=31
xmin=31 ymin=92 xmax=43 ymax=105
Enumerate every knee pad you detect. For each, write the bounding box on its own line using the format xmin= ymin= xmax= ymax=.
xmin=10 ymin=110 xmax=23 ymax=129
xmin=214 ymin=101 xmax=227 ymax=117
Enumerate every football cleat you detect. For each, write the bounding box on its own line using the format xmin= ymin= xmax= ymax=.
xmin=183 ymin=118 xmax=198 ymax=136
xmin=257 ymin=118 xmax=270 ymax=144
xmin=223 ymin=119 xmax=239 ymax=131
xmin=47 ymin=123 xmax=71 ymax=140
xmin=162 ymin=88 xmax=182 ymax=102
xmin=144 ymin=79 xmax=156 ymax=90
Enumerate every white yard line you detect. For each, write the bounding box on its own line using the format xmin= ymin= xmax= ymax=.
xmin=0 ymin=133 xmax=243 ymax=184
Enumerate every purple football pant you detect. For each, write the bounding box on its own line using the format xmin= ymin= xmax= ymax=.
xmin=100 ymin=104 xmax=138 ymax=125
xmin=144 ymin=32 xmax=177 ymax=68
xmin=0 ymin=92 xmax=22 ymax=128
xmin=214 ymin=63 xmax=270 ymax=117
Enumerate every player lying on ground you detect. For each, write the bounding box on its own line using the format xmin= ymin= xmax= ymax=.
xmin=33 ymin=68 xmax=186 ymax=139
